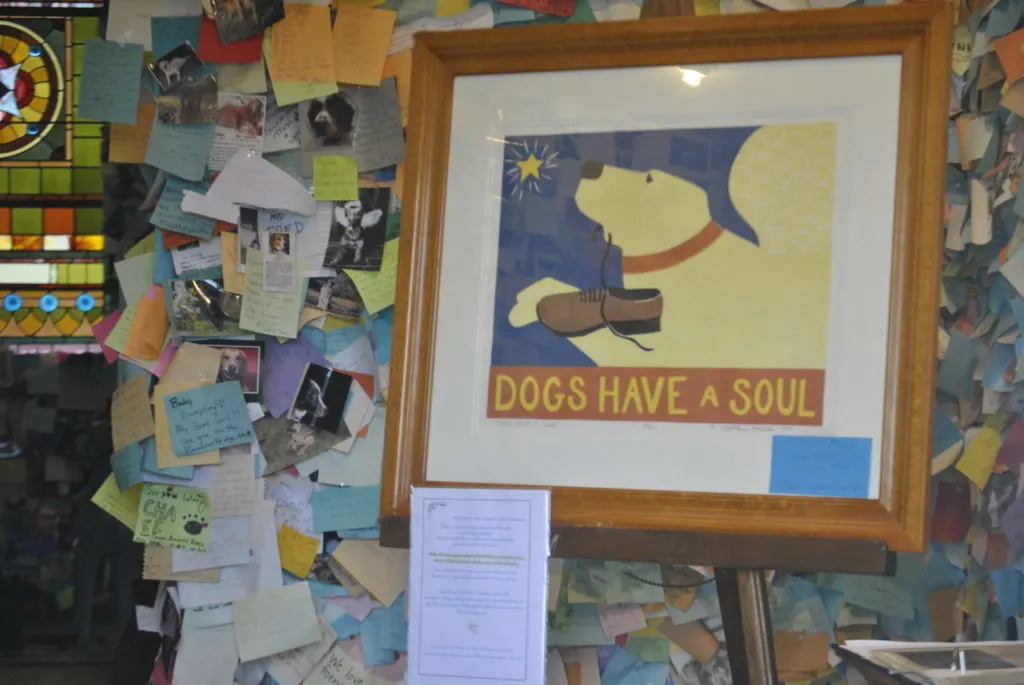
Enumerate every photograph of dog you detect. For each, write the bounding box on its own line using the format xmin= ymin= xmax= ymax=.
xmin=287 ymin=363 xmax=352 ymax=434
xmin=268 ymin=233 xmax=290 ymax=256
xmin=148 ymin=42 xmax=204 ymax=93
xmin=155 ymin=75 xmax=217 ymax=125
xmin=302 ymin=93 xmax=357 ymax=148
xmin=254 ymin=415 xmax=346 ymax=474
xmin=212 ymin=0 xmax=285 ymax=45
xmin=305 ymin=274 xmax=362 ymax=320
xmin=324 ymin=188 xmax=390 ymax=271
xmin=217 ymin=94 xmax=265 ymax=136
xmin=194 ymin=341 xmax=264 ymax=401
xmin=169 ymin=279 xmax=244 ymax=338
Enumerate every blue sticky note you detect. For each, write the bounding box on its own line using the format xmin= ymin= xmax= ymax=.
xmin=600 ymin=647 xmax=670 ymax=685
xmin=770 ymin=435 xmax=872 ymax=498
xmin=110 ymin=442 xmax=144 ymax=491
xmin=992 ymin=567 xmax=1023 ymax=619
xmin=145 ymin=121 xmax=216 ymax=181
xmin=361 ymin=595 xmax=405 ymax=664
xmin=310 ymin=485 xmax=381 ymax=533
xmin=372 ymin=309 xmax=393 ymax=365
xmin=151 ymin=17 xmax=201 ymax=61
xmin=79 ymin=38 xmax=143 ymax=124
xmin=153 ymin=229 xmax=177 ymax=287
xmin=163 ymin=381 xmax=256 ymax=456
xmin=330 ymin=613 xmax=362 ymax=640
xmin=151 ymin=176 xmax=216 ymax=239
xmin=308 ymin=579 xmax=350 ymax=598
xmin=334 ymin=526 xmax=380 ymax=539
xmin=141 ymin=435 xmax=194 ymax=480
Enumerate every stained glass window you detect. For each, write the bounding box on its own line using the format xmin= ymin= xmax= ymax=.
xmin=0 ymin=1 xmax=108 ymax=343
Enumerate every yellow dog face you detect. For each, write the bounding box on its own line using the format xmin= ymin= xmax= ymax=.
xmin=574 ymin=163 xmax=712 ymax=257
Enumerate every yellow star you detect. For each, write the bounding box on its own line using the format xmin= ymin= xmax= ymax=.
xmin=517 ymin=153 xmax=543 ymax=182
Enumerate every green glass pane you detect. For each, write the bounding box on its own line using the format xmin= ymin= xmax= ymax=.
xmin=72 ymin=45 xmax=85 ymax=75
xmin=73 ymin=168 xmax=103 ymax=194
xmin=11 ymin=209 xmax=43 ymax=235
xmin=0 ymin=170 xmax=10 ymax=194
xmin=41 ymin=169 xmax=72 ymax=194
xmin=73 ymin=17 xmax=100 ymax=40
xmin=10 ymin=169 xmax=41 ymax=194
xmin=74 ymin=122 xmax=104 ymax=138
xmin=73 ymin=138 xmax=102 ymax=167
xmin=75 ymin=208 xmax=103 ymax=234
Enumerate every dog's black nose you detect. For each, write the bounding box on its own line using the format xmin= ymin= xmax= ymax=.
xmin=580 ymin=161 xmax=604 ymax=180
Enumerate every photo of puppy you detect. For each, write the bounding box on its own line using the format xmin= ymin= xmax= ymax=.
xmin=305 ymin=273 xmax=362 ymax=320
xmin=194 ymin=341 xmax=264 ymax=402
xmin=218 ymin=95 xmax=265 ymax=136
xmin=148 ymin=42 xmax=204 ymax=93
xmin=269 ymin=233 xmax=290 ymax=256
xmin=324 ymin=187 xmax=391 ymax=271
xmin=287 ymin=363 xmax=352 ymax=434
xmin=305 ymin=93 xmax=357 ymax=147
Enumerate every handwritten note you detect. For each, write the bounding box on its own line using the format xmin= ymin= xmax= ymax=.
xmin=311 ymin=484 xmax=381 ymax=533
xmin=240 ymin=251 xmax=304 ymax=338
xmin=110 ymin=102 xmax=157 ymax=163
xmin=143 ymin=544 xmax=220 ymax=583
xmin=110 ymin=442 xmax=145 ymax=491
xmin=152 ymin=176 xmax=216 ymax=239
xmin=91 ymin=473 xmax=142 ymax=531
xmin=145 ymin=121 xmax=216 ymax=182
xmin=266 ymin=617 xmax=338 ymax=685
xmin=264 ymin=92 xmax=300 ymax=153
xmin=263 ymin=33 xmax=338 ymax=107
xmin=302 ymin=642 xmax=386 ymax=685
xmin=79 ymin=38 xmax=143 ymax=124
xmin=270 ymin=5 xmax=335 ymax=85
xmin=220 ymin=232 xmax=246 ymax=294
xmin=164 ymin=381 xmax=256 ymax=456
xmin=112 ymin=372 xmax=155 ymax=451
xmin=278 ymin=524 xmax=320 ymax=577
xmin=331 ymin=539 xmax=407 ymax=606
xmin=155 ymin=381 xmax=220 ymax=469
xmin=232 ymin=581 xmax=322 ymax=662
xmin=332 ymin=5 xmax=396 ymax=85
xmin=313 ymin=157 xmax=359 ymax=201
xmin=344 ymin=239 xmax=398 ymax=313
xmin=171 ymin=515 xmax=251 ymax=572
xmin=202 ymin=446 xmax=257 ymax=516
xmin=133 ymin=484 xmax=211 ymax=552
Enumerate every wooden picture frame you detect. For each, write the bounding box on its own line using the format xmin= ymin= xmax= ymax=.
xmin=382 ymin=3 xmax=951 ymax=555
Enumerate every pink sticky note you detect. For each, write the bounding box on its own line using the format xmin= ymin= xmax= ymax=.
xmin=597 ymin=603 xmax=647 ymax=639
xmin=91 ymin=310 xmax=122 ymax=363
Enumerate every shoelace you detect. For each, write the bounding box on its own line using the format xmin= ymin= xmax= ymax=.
xmin=579 ymin=288 xmax=607 ymax=303
xmin=592 ymin=226 xmax=653 ymax=352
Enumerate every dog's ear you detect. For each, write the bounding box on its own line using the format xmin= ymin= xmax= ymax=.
xmin=334 ymin=205 xmax=350 ymax=227
xmin=361 ymin=208 xmax=383 ymax=228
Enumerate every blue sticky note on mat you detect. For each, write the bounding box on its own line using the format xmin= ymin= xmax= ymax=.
xmin=145 ymin=121 xmax=215 ymax=181
xmin=79 ymin=38 xmax=144 ymax=124
xmin=770 ymin=435 xmax=872 ymax=498
xmin=330 ymin=612 xmax=362 ymax=640
xmin=141 ymin=435 xmax=194 ymax=480
xmin=310 ymin=484 xmax=381 ymax=533
xmin=110 ymin=442 xmax=144 ymax=491
xmin=151 ymin=176 xmax=216 ymax=239
xmin=163 ymin=381 xmax=256 ymax=456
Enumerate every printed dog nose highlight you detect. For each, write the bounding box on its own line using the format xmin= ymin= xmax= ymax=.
xmin=579 ymin=161 xmax=604 ymax=180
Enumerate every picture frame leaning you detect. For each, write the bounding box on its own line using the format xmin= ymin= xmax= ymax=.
xmin=382 ymin=3 xmax=952 ymax=554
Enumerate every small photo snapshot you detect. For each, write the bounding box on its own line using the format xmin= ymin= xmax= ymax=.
xmin=169 ymin=279 xmax=244 ymax=338
xmin=324 ymin=187 xmax=391 ymax=271
xmin=213 ymin=0 xmax=285 ymax=45
xmin=287 ymin=363 xmax=352 ymax=434
xmin=194 ymin=340 xmax=264 ymax=402
xmin=217 ymin=93 xmax=265 ymax=136
xmin=155 ymin=75 xmax=218 ymax=125
xmin=148 ymin=42 xmax=204 ymax=93
xmin=267 ymin=232 xmax=291 ymax=257
xmin=305 ymin=273 xmax=362 ymax=320
xmin=299 ymin=91 xmax=357 ymax=152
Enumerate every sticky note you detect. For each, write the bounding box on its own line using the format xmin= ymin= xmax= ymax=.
xmin=278 ymin=524 xmax=320 ymax=578
xmin=311 ymin=484 xmax=381 ymax=533
xmin=331 ymin=539 xmax=407 ymax=607
xmin=152 ymin=176 xmax=217 ymax=239
xmin=270 ymin=5 xmax=335 ymax=85
xmin=110 ymin=443 xmax=145 ymax=491
xmin=957 ymin=412 xmax=1008 ymax=488
xmin=145 ymin=120 xmax=216 ymax=182
xmin=382 ymin=51 xmax=411 ymax=127
xmin=314 ymin=157 xmax=359 ymax=201
xmin=79 ymin=38 xmax=144 ymax=124
xmin=437 ymin=0 xmax=471 ymax=15
xmin=164 ymin=381 xmax=256 ymax=456
xmin=124 ymin=285 xmax=169 ymax=361
xmin=769 ymin=435 xmax=872 ymax=498
xmin=220 ymin=232 xmax=246 ymax=295
xmin=239 ymin=251 xmax=304 ymax=339
xmin=111 ymin=372 xmax=155 ymax=451
xmin=133 ymin=484 xmax=212 ymax=551
xmin=262 ymin=33 xmax=338 ymax=107
xmin=141 ymin=436 xmax=194 ymax=480
xmin=343 ymin=239 xmax=398 ymax=314
xmin=91 ymin=473 xmax=142 ymax=531
xmin=332 ymin=5 xmax=396 ymax=86
xmin=110 ymin=103 xmax=157 ymax=164
xmin=154 ymin=382 xmax=221 ymax=469
xmin=198 ymin=16 xmax=262 ymax=64
xmin=150 ymin=16 xmax=201 ymax=59
xmin=232 ymin=582 xmax=322 ymax=662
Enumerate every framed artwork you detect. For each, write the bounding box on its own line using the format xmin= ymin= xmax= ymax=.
xmin=383 ymin=4 xmax=951 ymax=553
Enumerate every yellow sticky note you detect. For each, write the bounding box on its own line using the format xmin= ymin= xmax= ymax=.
xmin=221 ymin=232 xmax=245 ymax=295
xmin=105 ymin=304 xmax=138 ymax=355
xmin=437 ymin=0 xmax=470 ymax=15
xmin=111 ymin=372 xmax=155 ymax=452
xmin=956 ymin=411 xmax=1007 ymax=488
xmin=278 ymin=524 xmax=320 ymax=578
xmin=133 ymin=484 xmax=212 ymax=552
xmin=264 ymin=32 xmax=338 ymax=108
xmin=110 ymin=102 xmax=156 ymax=164
xmin=91 ymin=473 xmax=142 ymax=531
xmin=343 ymin=239 xmax=398 ymax=314
xmin=332 ymin=5 xmax=396 ymax=86
xmin=314 ymin=156 xmax=359 ymax=201
xmin=270 ymin=4 xmax=335 ymax=85
xmin=382 ymin=51 xmax=411 ymax=128
xmin=123 ymin=285 xmax=168 ymax=361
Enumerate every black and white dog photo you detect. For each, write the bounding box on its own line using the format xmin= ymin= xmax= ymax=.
xmin=298 ymin=92 xmax=358 ymax=175
xmin=979 ymin=469 xmax=1019 ymax=531
xmin=287 ymin=363 xmax=353 ymax=434
xmin=324 ymin=188 xmax=390 ymax=271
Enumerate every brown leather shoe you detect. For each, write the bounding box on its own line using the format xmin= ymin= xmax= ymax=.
xmin=536 ymin=287 xmax=663 ymax=337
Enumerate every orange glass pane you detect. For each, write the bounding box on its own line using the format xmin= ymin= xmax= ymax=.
xmin=0 ymin=208 xmax=9 ymax=235
xmin=44 ymin=208 xmax=75 ymax=235
xmin=72 ymin=235 xmax=104 ymax=251
xmin=13 ymin=236 xmax=43 ymax=250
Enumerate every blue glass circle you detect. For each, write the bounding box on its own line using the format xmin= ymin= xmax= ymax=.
xmin=27 ymin=124 xmax=39 ymax=135
xmin=39 ymin=294 xmax=58 ymax=313
xmin=29 ymin=45 xmax=42 ymax=57
xmin=76 ymin=293 xmax=96 ymax=312
xmin=3 ymin=294 xmax=21 ymax=312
